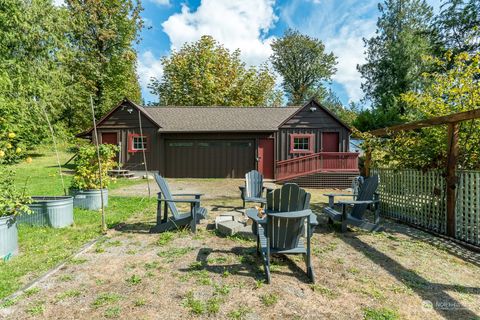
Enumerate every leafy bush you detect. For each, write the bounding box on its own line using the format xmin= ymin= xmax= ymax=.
xmin=0 ymin=121 xmax=27 ymax=165
xmin=0 ymin=168 xmax=31 ymax=218
xmin=71 ymin=144 xmax=118 ymax=190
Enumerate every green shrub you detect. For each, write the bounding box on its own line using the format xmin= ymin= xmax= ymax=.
xmin=71 ymin=144 xmax=118 ymax=190
xmin=0 ymin=125 xmax=26 ymax=164
xmin=0 ymin=168 xmax=31 ymax=217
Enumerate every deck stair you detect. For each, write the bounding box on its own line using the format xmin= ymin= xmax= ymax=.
xmin=108 ymin=169 xmax=135 ymax=179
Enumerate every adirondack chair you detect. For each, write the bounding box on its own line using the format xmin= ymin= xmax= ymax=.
xmin=150 ymin=174 xmax=207 ymax=233
xmin=239 ymin=170 xmax=273 ymax=208
xmin=246 ymin=183 xmax=318 ymax=284
xmin=323 ymin=175 xmax=380 ymax=232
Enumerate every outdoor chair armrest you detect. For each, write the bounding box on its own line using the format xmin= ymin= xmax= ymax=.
xmin=172 ymin=193 xmax=203 ymax=198
xmin=158 ymin=198 xmax=200 ymax=204
xmin=309 ymin=213 xmax=319 ymax=226
xmin=323 ymin=193 xmax=356 ymax=197
xmin=246 ymin=209 xmax=267 ymax=225
xmin=267 ymin=209 xmax=312 ymax=219
xmin=324 ymin=193 xmax=356 ymax=207
xmin=263 ymin=187 xmax=274 ymax=195
xmin=338 ymin=200 xmax=379 ymax=205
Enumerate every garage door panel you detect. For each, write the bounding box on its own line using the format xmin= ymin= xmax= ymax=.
xmin=165 ymin=140 xmax=255 ymax=178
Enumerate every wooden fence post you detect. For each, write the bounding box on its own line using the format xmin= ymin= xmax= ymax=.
xmin=446 ymin=122 xmax=459 ymax=237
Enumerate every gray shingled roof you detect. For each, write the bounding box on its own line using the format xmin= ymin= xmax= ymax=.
xmin=140 ymin=106 xmax=300 ymax=132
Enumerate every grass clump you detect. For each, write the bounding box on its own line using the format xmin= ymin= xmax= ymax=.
xmin=134 ymin=298 xmax=146 ymax=307
xmin=310 ymin=284 xmax=338 ymax=299
xmin=24 ymin=287 xmax=40 ymax=297
xmin=157 ymin=232 xmax=175 ymax=246
xmin=157 ymin=247 xmax=194 ymax=262
xmin=126 ymin=275 xmax=142 ymax=285
xmin=58 ymin=274 xmax=73 ymax=282
xmin=69 ymin=257 xmax=88 ymax=265
xmin=26 ymin=302 xmax=45 ymax=316
xmin=56 ymin=289 xmax=81 ymax=301
xmin=92 ymin=292 xmax=122 ymax=308
xmin=183 ymin=291 xmax=205 ymax=315
xmin=261 ymin=292 xmax=279 ymax=306
xmin=363 ymin=307 xmax=400 ymax=320
xmin=228 ymin=306 xmax=250 ymax=320
xmin=104 ymin=306 xmax=121 ymax=318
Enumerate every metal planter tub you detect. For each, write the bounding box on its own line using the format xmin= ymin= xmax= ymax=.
xmin=0 ymin=215 xmax=18 ymax=259
xmin=71 ymin=189 xmax=108 ymax=210
xmin=18 ymin=196 xmax=74 ymax=228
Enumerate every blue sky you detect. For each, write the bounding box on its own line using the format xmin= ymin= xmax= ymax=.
xmin=134 ymin=0 xmax=441 ymax=105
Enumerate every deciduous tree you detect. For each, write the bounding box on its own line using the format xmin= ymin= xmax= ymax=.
xmin=149 ymin=36 xmax=281 ymax=106
xmin=270 ymin=29 xmax=337 ymax=106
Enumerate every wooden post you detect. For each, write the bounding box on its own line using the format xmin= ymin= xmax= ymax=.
xmin=446 ymin=122 xmax=459 ymax=237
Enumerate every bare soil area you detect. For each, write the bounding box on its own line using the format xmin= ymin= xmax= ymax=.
xmin=2 ymin=180 xmax=479 ymax=320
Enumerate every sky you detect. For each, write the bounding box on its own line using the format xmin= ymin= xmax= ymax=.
xmin=57 ymin=0 xmax=442 ymax=106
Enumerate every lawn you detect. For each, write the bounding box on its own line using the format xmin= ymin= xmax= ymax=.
xmin=0 ymin=145 xmax=151 ymax=299
xmin=1 ymin=145 xmax=480 ymax=319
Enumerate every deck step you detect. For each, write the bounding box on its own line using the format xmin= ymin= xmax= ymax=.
xmin=108 ymin=169 xmax=136 ymax=179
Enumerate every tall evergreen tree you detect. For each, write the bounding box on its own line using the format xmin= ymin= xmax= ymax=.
xmin=434 ymin=0 xmax=480 ymax=55
xmin=356 ymin=0 xmax=435 ymax=131
xmin=270 ymin=29 xmax=337 ymax=106
xmin=64 ymin=0 xmax=143 ymax=129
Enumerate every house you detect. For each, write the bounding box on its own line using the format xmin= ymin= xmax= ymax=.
xmin=77 ymin=98 xmax=359 ymax=188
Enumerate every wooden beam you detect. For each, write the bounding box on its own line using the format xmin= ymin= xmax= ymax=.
xmin=369 ymin=108 xmax=480 ymax=137
xmin=446 ymin=122 xmax=459 ymax=237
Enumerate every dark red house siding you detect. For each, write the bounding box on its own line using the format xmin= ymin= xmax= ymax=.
xmin=275 ymin=100 xmax=350 ymax=162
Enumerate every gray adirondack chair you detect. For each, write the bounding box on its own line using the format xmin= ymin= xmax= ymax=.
xmin=323 ymin=175 xmax=380 ymax=232
xmin=247 ymin=183 xmax=318 ymax=284
xmin=239 ymin=170 xmax=272 ymax=208
xmin=150 ymin=174 xmax=207 ymax=233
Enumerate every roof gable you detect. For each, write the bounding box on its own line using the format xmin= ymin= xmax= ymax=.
xmin=279 ymin=98 xmax=351 ymax=131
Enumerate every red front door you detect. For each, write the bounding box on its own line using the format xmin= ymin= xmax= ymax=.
xmin=258 ymin=138 xmax=274 ymax=179
xmin=101 ymin=132 xmax=117 ymax=145
xmin=322 ymin=132 xmax=339 ymax=152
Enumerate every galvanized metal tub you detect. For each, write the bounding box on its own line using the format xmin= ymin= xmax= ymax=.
xmin=19 ymin=196 xmax=74 ymax=228
xmin=0 ymin=215 xmax=18 ymax=259
xmin=71 ymin=189 xmax=108 ymax=210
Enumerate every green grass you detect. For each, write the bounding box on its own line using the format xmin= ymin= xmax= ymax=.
xmin=91 ymin=292 xmax=122 ymax=308
xmin=0 ymin=144 xmax=155 ymax=300
xmin=363 ymin=307 xmax=400 ymax=320
xmin=260 ymin=292 xmax=279 ymax=306
xmin=13 ymin=144 xmax=146 ymax=196
xmin=0 ymin=196 xmax=155 ymax=299
xmin=228 ymin=306 xmax=250 ymax=320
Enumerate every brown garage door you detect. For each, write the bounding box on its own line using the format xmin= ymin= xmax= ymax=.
xmin=165 ymin=140 xmax=255 ymax=178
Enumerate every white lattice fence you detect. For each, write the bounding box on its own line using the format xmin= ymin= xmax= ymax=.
xmin=373 ymin=168 xmax=480 ymax=246
xmin=456 ymin=171 xmax=480 ymax=246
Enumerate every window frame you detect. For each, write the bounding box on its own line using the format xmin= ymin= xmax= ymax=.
xmin=128 ymin=133 xmax=150 ymax=153
xmin=289 ymin=133 xmax=315 ymax=154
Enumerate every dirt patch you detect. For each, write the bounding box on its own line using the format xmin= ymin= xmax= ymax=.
xmin=2 ymin=186 xmax=480 ymax=320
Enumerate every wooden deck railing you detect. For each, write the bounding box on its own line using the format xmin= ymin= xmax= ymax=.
xmin=276 ymin=152 xmax=360 ymax=181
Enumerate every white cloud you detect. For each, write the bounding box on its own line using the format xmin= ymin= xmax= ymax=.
xmin=326 ymin=20 xmax=376 ymax=101
xmin=137 ymin=51 xmax=164 ymax=99
xmin=161 ymin=0 xmax=277 ymax=66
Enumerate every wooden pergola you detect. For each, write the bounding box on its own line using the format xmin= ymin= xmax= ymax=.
xmin=366 ymin=108 xmax=480 ymax=238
